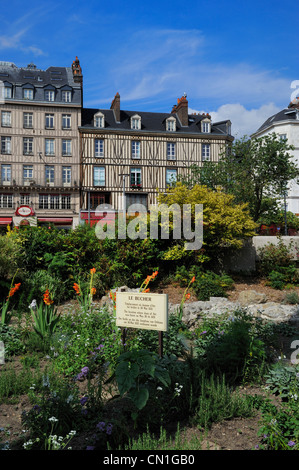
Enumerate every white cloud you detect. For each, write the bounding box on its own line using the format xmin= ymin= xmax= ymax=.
xmin=191 ymin=102 xmax=281 ymax=138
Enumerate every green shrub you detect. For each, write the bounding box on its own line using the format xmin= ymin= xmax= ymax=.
xmin=257 ymin=239 xmax=294 ymax=276
xmin=268 ymin=266 xmax=299 ymax=290
xmin=192 ymin=271 xmax=234 ymax=301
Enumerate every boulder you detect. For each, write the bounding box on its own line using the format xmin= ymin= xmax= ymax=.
xmin=238 ymin=290 xmax=268 ymax=305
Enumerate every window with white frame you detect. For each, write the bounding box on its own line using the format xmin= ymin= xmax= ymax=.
xmin=131 ymin=115 xmax=141 ymax=130
xmin=131 ymin=140 xmax=140 ymax=159
xmin=166 ymin=168 xmax=177 ymax=186
xmin=23 ymin=88 xmax=34 ymax=100
xmin=93 ymin=166 xmax=105 ymax=186
xmin=45 ymin=90 xmax=55 ymax=102
xmin=23 ymin=112 xmax=33 ymax=128
xmin=62 ymin=166 xmax=71 ymax=184
xmin=45 ymin=139 xmax=55 ymax=156
xmin=39 ymin=194 xmax=71 ymax=210
xmin=201 ymin=121 xmax=210 ymax=133
xmin=202 ymin=143 xmax=210 ymax=161
xmin=23 ymin=137 xmax=33 ymax=155
xmin=1 ymin=136 xmax=11 ymax=154
xmin=62 ymin=90 xmax=72 ymax=103
xmin=45 ymin=114 xmax=54 ymax=129
xmin=94 ymin=113 xmax=104 ymax=128
xmin=130 ymin=167 xmax=142 ymax=186
xmin=1 ymin=165 xmax=11 ymax=184
xmin=1 ymin=111 xmax=11 ymax=127
xmin=167 ymin=142 xmax=176 ymax=160
xmin=45 ymin=165 xmax=54 ymax=184
xmin=62 ymin=114 xmax=71 ymax=129
xmin=2 ymin=86 xmax=12 ymax=99
xmin=62 ymin=139 xmax=72 ymax=156
xmin=95 ymin=139 xmax=104 ymax=158
xmin=23 ymin=166 xmax=33 ymax=183
xmin=20 ymin=194 xmax=30 ymax=205
xmin=0 ymin=194 xmax=13 ymax=208
xmin=166 ymin=118 xmax=176 ymax=132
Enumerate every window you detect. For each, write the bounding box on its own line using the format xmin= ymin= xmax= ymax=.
xmin=166 ymin=168 xmax=177 ymax=187
xmin=90 ymin=193 xmax=106 ymax=209
xmin=45 ymin=90 xmax=55 ymax=102
xmin=45 ymin=165 xmax=54 ymax=184
xmin=1 ymin=136 xmax=11 ymax=154
xmin=23 ymin=112 xmax=33 ymax=128
xmin=0 ymin=194 xmax=13 ymax=208
xmin=131 ymin=141 xmax=140 ymax=159
xmin=93 ymin=166 xmax=105 ymax=186
xmin=45 ymin=139 xmax=55 ymax=156
xmin=23 ymin=88 xmax=33 ymax=100
xmin=62 ymin=90 xmax=71 ymax=103
xmin=20 ymin=194 xmax=30 ymax=205
xmin=94 ymin=113 xmax=104 ymax=128
xmin=1 ymin=111 xmax=11 ymax=127
xmin=131 ymin=115 xmax=141 ymax=130
xmin=130 ymin=168 xmax=142 ymax=187
xmin=39 ymin=194 xmax=71 ymax=210
xmin=166 ymin=118 xmax=176 ymax=132
xmin=62 ymin=166 xmax=71 ymax=184
xmin=202 ymin=144 xmax=210 ymax=161
xmin=23 ymin=137 xmax=33 ymax=155
xmin=2 ymin=86 xmax=12 ymax=99
xmin=280 ymin=134 xmax=287 ymax=141
xmin=62 ymin=140 xmax=72 ymax=156
xmin=1 ymin=165 xmax=11 ymax=184
xmin=95 ymin=139 xmax=104 ymax=158
xmin=202 ymin=121 xmax=210 ymax=133
xmin=62 ymin=114 xmax=71 ymax=129
xmin=45 ymin=114 xmax=54 ymax=129
xmin=167 ymin=142 xmax=176 ymax=160
xmin=23 ymin=166 xmax=33 ymax=183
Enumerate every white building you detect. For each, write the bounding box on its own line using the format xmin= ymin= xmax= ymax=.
xmin=252 ymin=98 xmax=299 ymax=215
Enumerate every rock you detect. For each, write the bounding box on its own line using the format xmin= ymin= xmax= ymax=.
xmin=238 ymin=290 xmax=268 ymax=305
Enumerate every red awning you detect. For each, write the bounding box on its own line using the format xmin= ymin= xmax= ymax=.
xmin=38 ymin=218 xmax=72 ymax=224
xmin=0 ymin=217 xmax=12 ymax=225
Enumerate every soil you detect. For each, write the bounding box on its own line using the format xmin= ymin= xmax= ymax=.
xmin=0 ymin=276 xmax=296 ymax=451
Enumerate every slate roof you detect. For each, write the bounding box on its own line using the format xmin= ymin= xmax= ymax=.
xmin=255 ymin=107 xmax=299 ymax=134
xmin=81 ymin=108 xmax=232 ymax=136
xmin=0 ymin=61 xmax=78 ymax=88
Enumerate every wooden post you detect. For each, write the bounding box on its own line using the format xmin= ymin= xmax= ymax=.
xmin=158 ymin=331 xmax=163 ymax=357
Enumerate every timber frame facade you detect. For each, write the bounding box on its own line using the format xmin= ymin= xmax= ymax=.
xmin=79 ymin=93 xmax=233 ymax=222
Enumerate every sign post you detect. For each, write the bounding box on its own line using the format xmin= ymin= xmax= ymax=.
xmin=116 ymin=292 xmax=168 ymax=356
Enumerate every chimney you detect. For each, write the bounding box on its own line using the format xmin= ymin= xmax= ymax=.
xmin=173 ymin=95 xmax=189 ymax=126
xmin=288 ymin=97 xmax=299 ymax=109
xmin=72 ymin=56 xmax=83 ymax=85
xmin=110 ymin=92 xmax=120 ymax=122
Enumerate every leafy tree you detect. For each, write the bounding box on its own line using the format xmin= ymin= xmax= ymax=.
xmin=179 ymin=134 xmax=298 ymax=222
xmin=157 ymin=182 xmax=256 ymax=264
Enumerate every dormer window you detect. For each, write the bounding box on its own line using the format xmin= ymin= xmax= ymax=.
xmin=166 ymin=117 xmax=176 ymax=132
xmin=23 ymin=87 xmax=34 ymax=100
xmin=2 ymin=82 xmax=12 ymax=99
xmin=201 ymin=120 xmax=210 ymax=133
xmin=44 ymin=85 xmax=56 ymax=102
xmin=131 ymin=115 xmax=141 ymax=130
xmin=94 ymin=112 xmax=105 ymax=128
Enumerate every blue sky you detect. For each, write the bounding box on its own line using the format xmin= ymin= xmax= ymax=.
xmin=0 ymin=0 xmax=298 ymax=137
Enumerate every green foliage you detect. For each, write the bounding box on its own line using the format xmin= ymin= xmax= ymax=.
xmin=264 ymin=362 xmax=299 ymax=399
xmin=0 ymin=324 xmax=25 ymax=358
xmin=257 ymin=239 xmax=295 ymax=276
xmin=30 ymin=301 xmax=61 ymax=340
xmin=112 ymin=349 xmax=171 ymax=411
xmin=267 ymin=266 xmax=299 ymax=290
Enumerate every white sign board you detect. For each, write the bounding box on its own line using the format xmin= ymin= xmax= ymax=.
xmin=116 ymin=292 xmax=168 ymax=331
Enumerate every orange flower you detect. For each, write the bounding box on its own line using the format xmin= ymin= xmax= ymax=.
xmin=73 ymin=283 xmax=81 ymax=295
xmin=90 ymin=268 xmax=96 ymax=274
xmin=143 ymin=288 xmax=150 ymax=293
xmin=185 ymin=293 xmax=191 ymax=301
xmin=43 ymin=289 xmax=54 ymax=305
xmin=152 ymin=271 xmax=158 ymax=278
xmin=90 ymin=287 xmax=96 ymax=296
xmin=7 ymin=282 xmax=21 ymax=299
xmin=190 ymin=276 xmax=196 ymax=283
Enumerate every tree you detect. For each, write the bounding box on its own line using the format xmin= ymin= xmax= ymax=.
xmin=157 ymin=182 xmax=256 ymax=265
xmin=179 ymin=134 xmax=298 ymax=222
